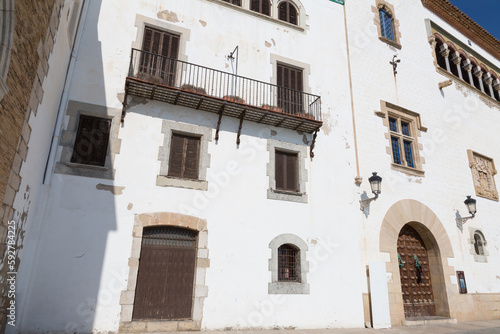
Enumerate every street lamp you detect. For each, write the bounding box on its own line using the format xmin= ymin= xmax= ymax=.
xmin=360 ymin=172 xmax=382 ymax=211
xmin=456 ymin=195 xmax=477 ymax=228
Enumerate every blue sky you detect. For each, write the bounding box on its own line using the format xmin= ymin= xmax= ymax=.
xmin=447 ymin=0 xmax=500 ymax=40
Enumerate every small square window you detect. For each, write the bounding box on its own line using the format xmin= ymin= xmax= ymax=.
xmin=71 ymin=115 xmax=111 ymax=167
xmin=168 ymin=133 xmax=201 ymax=180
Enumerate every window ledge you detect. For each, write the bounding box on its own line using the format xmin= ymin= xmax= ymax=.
xmin=156 ymin=175 xmax=208 ymax=191
xmin=267 ymin=188 xmax=308 ymax=203
xmin=379 ymin=36 xmax=401 ymax=49
xmin=268 ymin=282 xmax=309 ymax=294
xmin=65 ymin=162 xmax=109 ymax=171
xmin=391 ymin=163 xmax=425 ymax=177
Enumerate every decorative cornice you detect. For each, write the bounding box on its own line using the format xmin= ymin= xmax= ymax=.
xmin=421 ymin=0 xmax=500 ymax=61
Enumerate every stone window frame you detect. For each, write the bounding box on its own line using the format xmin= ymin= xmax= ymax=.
xmin=209 ymin=0 xmax=308 ymax=32
xmin=266 ymin=138 xmax=308 ymax=203
xmin=157 ymin=120 xmax=212 ymax=191
xmin=132 ymin=14 xmax=191 ymax=64
xmin=466 ymin=150 xmax=498 ymax=201
xmin=468 ymin=227 xmax=489 ymax=263
xmin=375 ymin=101 xmax=426 ymax=177
xmin=372 ymin=0 xmax=401 ymax=49
xmin=119 ymin=212 xmax=209 ymax=332
xmin=55 ymin=100 xmax=121 ymax=180
xmin=268 ymin=233 xmax=309 ymax=294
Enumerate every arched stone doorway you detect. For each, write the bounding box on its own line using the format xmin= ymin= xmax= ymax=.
xmin=379 ymin=200 xmax=455 ymax=325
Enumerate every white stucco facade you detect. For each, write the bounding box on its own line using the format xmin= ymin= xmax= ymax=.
xmin=9 ymin=0 xmax=500 ymax=333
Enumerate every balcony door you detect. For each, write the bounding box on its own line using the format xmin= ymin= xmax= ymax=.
xmin=140 ymin=27 xmax=179 ymax=86
xmin=277 ymin=63 xmax=303 ymax=116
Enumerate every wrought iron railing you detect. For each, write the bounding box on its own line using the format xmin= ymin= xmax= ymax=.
xmin=127 ymin=48 xmax=321 ymax=121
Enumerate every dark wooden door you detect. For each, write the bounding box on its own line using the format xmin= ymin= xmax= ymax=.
xmin=140 ymin=27 xmax=180 ymax=85
xmin=277 ymin=63 xmax=303 ymax=115
xmin=398 ymin=225 xmax=436 ymax=318
xmin=133 ymin=226 xmax=197 ymax=320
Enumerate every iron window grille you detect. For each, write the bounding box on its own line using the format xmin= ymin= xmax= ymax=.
xmin=278 ymin=244 xmax=299 ymax=282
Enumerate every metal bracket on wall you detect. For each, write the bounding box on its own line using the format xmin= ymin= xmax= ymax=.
xmin=120 ymin=84 xmax=129 ymax=125
xmin=215 ymin=103 xmax=225 ymax=142
xmin=310 ymin=129 xmax=319 ymax=158
xmin=236 ymin=109 xmax=246 ymax=145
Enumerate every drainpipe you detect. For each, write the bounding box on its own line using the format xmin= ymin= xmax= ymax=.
xmin=43 ymin=0 xmax=89 ymax=185
xmin=343 ymin=4 xmax=362 ymax=185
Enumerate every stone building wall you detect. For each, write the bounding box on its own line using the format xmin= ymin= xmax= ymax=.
xmin=0 ymin=0 xmax=63 ymax=330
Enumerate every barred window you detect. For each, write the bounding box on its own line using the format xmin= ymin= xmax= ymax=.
xmin=278 ymin=244 xmax=299 ymax=282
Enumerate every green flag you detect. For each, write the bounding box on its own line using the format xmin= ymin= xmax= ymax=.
xmin=330 ymin=0 xmax=344 ymax=4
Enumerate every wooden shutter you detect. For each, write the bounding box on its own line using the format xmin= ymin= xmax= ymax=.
xmin=168 ymin=133 xmax=200 ymax=180
xmin=71 ymin=115 xmax=111 ymax=167
xmin=275 ymin=150 xmax=298 ymax=192
xmin=277 ymin=63 xmax=303 ymax=115
xmin=141 ymin=27 xmax=180 ymax=84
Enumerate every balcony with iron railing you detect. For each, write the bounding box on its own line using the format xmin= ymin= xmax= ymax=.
xmin=123 ymin=49 xmax=322 ymax=134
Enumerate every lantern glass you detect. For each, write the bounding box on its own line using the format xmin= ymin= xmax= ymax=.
xmin=464 ymin=196 xmax=476 ymax=215
xmin=369 ymin=172 xmax=382 ymax=195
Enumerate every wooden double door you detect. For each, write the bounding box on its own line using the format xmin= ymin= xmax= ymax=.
xmin=133 ymin=226 xmax=197 ymax=320
xmin=397 ymin=225 xmax=436 ymax=318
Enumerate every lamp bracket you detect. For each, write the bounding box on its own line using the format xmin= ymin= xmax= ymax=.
xmin=360 ymin=194 xmax=378 ymax=211
xmin=456 ymin=214 xmax=475 ymax=228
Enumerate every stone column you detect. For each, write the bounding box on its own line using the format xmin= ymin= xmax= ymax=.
xmin=462 ymin=59 xmax=473 ymax=85
xmin=473 ymin=66 xmax=484 ymax=92
xmin=439 ymin=44 xmax=451 ymax=72
xmin=482 ymin=73 xmax=494 ymax=98
xmin=451 ymin=51 xmax=462 ymax=80
xmin=493 ymin=79 xmax=500 ymax=101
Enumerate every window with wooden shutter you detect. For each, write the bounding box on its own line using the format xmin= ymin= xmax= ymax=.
xmin=140 ymin=27 xmax=180 ymax=86
xmin=275 ymin=150 xmax=298 ymax=192
xmin=277 ymin=63 xmax=303 ymax=115
xmin=278 ymin=1 xmax=298 ymax=25
xmin=71 ymin=115 xmax=111 ymax=167
xmin=250 ymin=0 xmax=270 ymax=16
xmin=168 ymin=133 xmax=201 ymax=180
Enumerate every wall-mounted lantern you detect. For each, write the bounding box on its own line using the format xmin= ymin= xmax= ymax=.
xmin=360 ymin=172 xmax=382 ymax=211
xmin=456 ymin=195 xmax=477 ymax=228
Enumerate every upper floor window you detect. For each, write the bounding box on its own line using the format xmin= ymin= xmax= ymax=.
xmin=376 ymin=102 xmax=426 ymax=177
xmin=277 ymin=63 xmax=303 ymax=116
xmin=222 ymin=0 xmax=241 ymax=5
xmin=379 ymin=8 xmax=394 ymax=41
xmin=168 ymin=133 xmax=201 ymax=180
xmin=278 ymin=1 xmax=298 ymax=25
xmin=71 ymin=115 xmax=111 ymax=167
xmin=389 ymin=116 xmax=415 ymax=168
xmin=250 ymin=0 xmax=271 ymax=16
xmin=275 ymin=150 xmax=298 ymax=192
